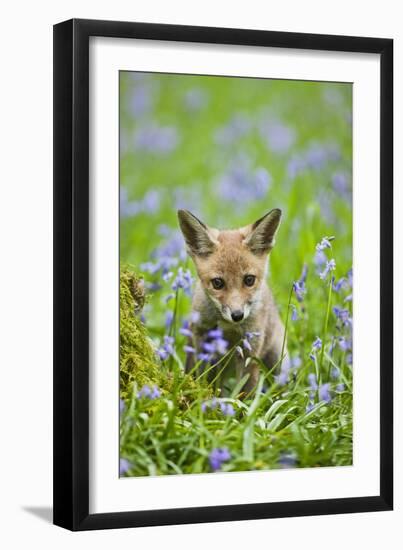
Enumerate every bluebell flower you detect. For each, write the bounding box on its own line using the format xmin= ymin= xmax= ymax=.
xmin=137 ymin=384 xmax=161 ymax=399
xmin=179 ymin=321 xmax=193 ymax=338
xmin=259 ymin=119 xmax=296 ymax=154
xmin=333 ymin=277 xmax=347 ymax=292
xmin=128 ymin=78 xmax=156 ymax=117
xmin=338 ymin=337 xmax=352 ymax=352
xmin=274 ymin=370 xmax=289 ymax=386
xmin=120 ymin=187 xmax=161 ymax=218
xmin=120 ymin=458 xmax=131 ymax=476
xmin=291 ymin=356 xmax=302 ymax=368
xmin=242 ymin=338 xmax=252 ymax=352
xmin=336 ymin=383 xmax=345 ymax=392
xmin=245 ymin=331 xmax=260 ymax=340
xmin=287 ymin=154 xmax=306 ymax=180
xmin=220 ymin=402 xmax=235 ymax=417
xmin=171 ymin=267 xmax=194 ymax=295
xmin=293 ymin=264 xmax=308 ymax=302
xmin=332 ymin=172 xmax=351 ymax=202
xmin=165 ymin=310 xmax=174 ymax=329
xmin=209 ymin=447 xmax=231 ymax=471
xmin=214 ymin=114 xmax=251 ymax=146
xmin=319 ymin=383 xmax=332 ymax=403
xmin=312 ymin=337 xmax=322 ymax=351
xmin=333 ymin=307 xmax=352 ymax=326
xmin=134 ymin=123 xmax=179 ymax=155
xmin=217 ymin=155 xmax=271 ymax=207
xmin=306 ymin=402 xmax=315 ymax=413
xmin=157 ymin=335 xmax=175 ymax=360
xmin=120 ymin=399 xmax=125 ymax=415
xmin=331 ymin=366 xmax=340 ymax=380
xmin=184 ymin=87 xmax=209 ymax=111
xmin=314 ymin=249 xmax=327 ymax=266
xmin=208 ymin=328 xmax=224 ymax=339
xmin=190 ymin=311 xmax=201 ymax=324
xmin=278 ymin=451 xmax=297 ymax=468
xmin=183 ymin=345 xmax=196 ymax=354
xmin=316 ymin=236 xmax=333 ymax=251
xmin=347 ymin=268 xmax=353 ymax=287
xmin=308 ymin=373 xmax=318 ymax=390
xmin=319 ymin=259 xmax=336 ymax=280
xmin=291 ymin=305 xmax=298 ymax=321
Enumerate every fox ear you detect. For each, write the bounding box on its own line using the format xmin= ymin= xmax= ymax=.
xmin=244 ymin=209 xmax=282 ymax=255
xmin=177 ymin=210 xmax=217 ymax=257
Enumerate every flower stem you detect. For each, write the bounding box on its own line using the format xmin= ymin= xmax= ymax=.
xmin=319 ymin=277 xmax=333 ymax=384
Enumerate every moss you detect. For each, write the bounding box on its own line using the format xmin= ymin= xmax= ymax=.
xmin=120 ymin=266 xmax=206 ymax=404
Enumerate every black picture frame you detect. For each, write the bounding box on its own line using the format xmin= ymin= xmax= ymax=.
xmin=53 ymin=18 xmax=393 ymax=531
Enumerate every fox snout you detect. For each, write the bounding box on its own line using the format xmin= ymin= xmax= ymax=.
xmin=219 ymin=300 xmax=252 ymax=324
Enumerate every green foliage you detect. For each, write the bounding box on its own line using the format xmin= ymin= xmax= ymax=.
xmin=119 ymin=73 xmax=353 ymax=475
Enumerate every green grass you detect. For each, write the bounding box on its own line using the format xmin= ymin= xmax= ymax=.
xmin=119 ymin=72 xmax=353 ymax=476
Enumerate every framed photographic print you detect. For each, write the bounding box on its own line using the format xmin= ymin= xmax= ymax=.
xmin=53 ymin=19 xmax=393 ymax=530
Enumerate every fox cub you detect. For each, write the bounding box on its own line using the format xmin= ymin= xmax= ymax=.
xmin=177 ymin=208 xmax=286 ymax=393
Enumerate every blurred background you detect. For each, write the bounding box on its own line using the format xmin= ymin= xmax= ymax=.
xmin=120 ymin=71 xmax=352 ymax=337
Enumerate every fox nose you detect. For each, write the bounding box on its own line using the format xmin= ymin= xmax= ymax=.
xmin=231 ymin=310 xmax=244 ymax=322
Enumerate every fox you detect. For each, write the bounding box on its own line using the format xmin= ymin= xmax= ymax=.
xmin=177 ymin=208 xmax=286 ymax=394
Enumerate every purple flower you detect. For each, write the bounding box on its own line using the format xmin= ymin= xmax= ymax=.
xmin=183 ymin=345 xmax=196 ymax=354
xmin=316 ymin=236 xmax=333 ymax=251
xmin=128 ymin=82 xmax=154 ymax=117
xmin=171 ymin=267 xmax=194 ymax=295
xmin=179 ymin=321 xmax=193 ymax=338
xmin=120 ymin=399 xmax=125 ymax=415
xmin=208 ymin=328 xmax=224 ymax=339
xmin=184 ymin=87 xmax=209 ymax=111
xmin=308 ymin=373 xmax=318 ymax=390
xmin=209 ymin=447 xmax=231 ymax=471
xmin=245 ymin=331 xmax=260 ymax=340
xmin=291 ymin=305 xmax=298 ymax=321
xmin=293 ymin=264 xmax=308 ymax=302
xmin=119 ymin=458 xmax=131 ymax=476
xmin=336 ymin=383 xmax=345 ymax=392
xmin=319 ymin=383 xmax=332 ymax=403
xmin=165 ymin=310 xmax=174 ymax=329
xmin=331 ymin=366 xmax=340 ymax=380
xmin=291 ymin=356 xmax=302 ymax=368
xmin=217 ymin=155 xmax=271 ymax=207
xmin=312 ymin=337 xmax=322 ymax=351
xmin=242 ymin=338 xmax=252 ymax=352
xmin=220 ymin=402 xmax=235 ymax=417
xmin=190 ymin=311 xmax=201 ymax=324
xmin=306 ymin=402 xmax=315 ymax=413
xmin=319 ymin=259 xmax=336 ymax=280
xmin=333 ymin=307 xmax=352 ymax=327
xmin=287 ymin=154 xmax=306 ymax=179
xmin=274 ymin=370 xmax=289 ymax=386
xmin=332 ymin=172 xmax=351 ymax=202
xmin=214 ymin=114 xmax=251 ymax=146
xmin=333 ymin=277 xmax=347 ymax=292
xmin=137 ymin=384 xmax=161 ymax=399
xmin=134 ymin=123 xmax=179 ymax=155
xmin=259 ymin=120 xmax=296 ymax=154
xmin=314 ymin=249 xmax=327 ymax=266
xmin=278 ymin=451 xmax=297 ymax=468
xmin=157 ymin=335 xmax=175 ymax=361
xmin=338 ymin=337 xmax=352 ymax=352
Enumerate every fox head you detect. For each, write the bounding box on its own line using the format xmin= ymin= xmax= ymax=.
xmin=177 ymin=209 xmax=282 ymax=324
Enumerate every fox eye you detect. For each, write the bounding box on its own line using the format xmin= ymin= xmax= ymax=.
xmin=244 ymin=275 xmax=256 ymax=287
xmin=211 ymin=277 xmax=225 ymax=290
